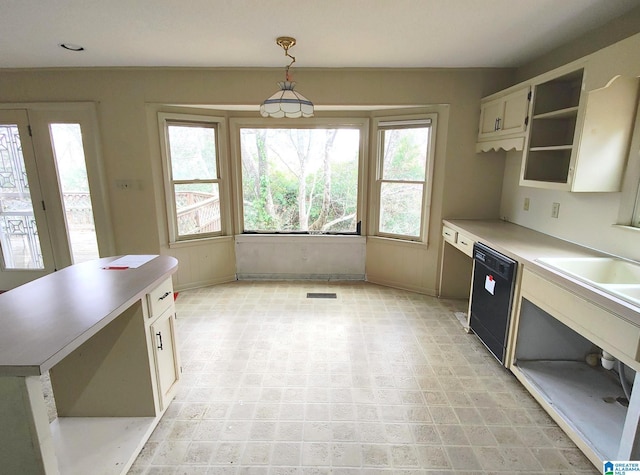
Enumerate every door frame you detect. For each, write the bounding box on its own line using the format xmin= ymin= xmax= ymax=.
xmin=0 ymin=103 xmax=115 ymax=289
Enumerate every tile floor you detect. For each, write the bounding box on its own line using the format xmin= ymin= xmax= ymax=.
xmin=128 ymin=281 xmax=600 ymax=474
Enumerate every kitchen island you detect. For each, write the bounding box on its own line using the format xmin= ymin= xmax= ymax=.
xmin=0 ymin=255 xmax=179 ymax=474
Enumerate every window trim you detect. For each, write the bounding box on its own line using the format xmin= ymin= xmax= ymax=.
xmin=158 ymin=112 xmax=230 ymax=243
xmin=371 ymin=113 xmax=437 ymax=243
xmin=229 ymin=117 xmax=369 ymax=235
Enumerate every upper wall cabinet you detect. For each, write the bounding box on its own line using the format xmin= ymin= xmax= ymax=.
xmin=476 ymin=86 xmax=531 ymax=153
xmin=520 ymin=66 xmax=639 ymax=191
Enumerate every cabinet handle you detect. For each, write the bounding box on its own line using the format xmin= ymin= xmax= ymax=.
xmin=156 ymin=331 xmax=164 ymax=350
xmin=494 ymin=118 xmax=499 ymax=131
xmin=496 ymin=117 xmax=501 ymax=130
xmin=159 ymin=291 xmax=171 ymax=301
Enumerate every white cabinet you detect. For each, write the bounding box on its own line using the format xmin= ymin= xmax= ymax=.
xmin=147 ymin=277 xmax=180 ymax=411
xmin=439 ymin=223 xmax=475 ymax=300
xmin=520 ymin=67 xmax=639 ymax=191
xmin=0 ymin=256 xmax=180 ymax=475
xmin=476 ymin=86 xmax=531 ymax=152
xmin=442 ymin=224 xmax=474 ymax=257
xmin=150 ymin=308 xmax=180 ymax=410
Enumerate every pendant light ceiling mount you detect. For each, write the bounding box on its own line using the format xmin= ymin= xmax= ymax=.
xmin=260 ymin=36 xmax=314 ymax=118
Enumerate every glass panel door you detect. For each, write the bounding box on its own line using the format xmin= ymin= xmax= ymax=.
xmin=49 ymin=123 xmax=100 ymax=264
xmin=0 ymin=123 xmax=44 ymax=268
xmin=0 ymin=110 xmax=55 ymax=288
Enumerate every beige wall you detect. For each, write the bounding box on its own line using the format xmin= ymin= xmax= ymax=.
xmin=0 ymin=67 xmax=513 ymax=292
xmin=516 ymin=5 xmax=640 ymax=83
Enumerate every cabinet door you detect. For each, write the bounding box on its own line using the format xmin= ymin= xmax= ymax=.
xmin=478 ymin=97 xmax=504 ymax=138
xmin=500 ymin=87 xmax=530 ymax=135
xmin=151 ymin=309 xmax=180 ymax=410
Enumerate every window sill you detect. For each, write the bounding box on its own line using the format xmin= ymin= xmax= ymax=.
xmin=612 ymin=224 xmax=640 ymax=233
xmin=168 ymin=235 xmax=233 ymax=249
xmin=367 ymin=235 xmax=428 ymax=249
xmin=235 ymin=234 xmax=365 ymax=244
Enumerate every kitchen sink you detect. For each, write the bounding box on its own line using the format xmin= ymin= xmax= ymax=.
xmin=536 ymin=257 xmax=640 ymax=284
xmin=536 ymin=257 xmax=640 ymax=306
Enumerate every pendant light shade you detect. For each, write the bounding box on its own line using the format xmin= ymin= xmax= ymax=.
xmin=260 ymin=37 xmax=314 ymax=118
xmin=260 ymin=81 xmax=314 ymax=118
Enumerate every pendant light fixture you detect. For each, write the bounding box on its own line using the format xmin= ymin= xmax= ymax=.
xmin=260 ymin=36 xmax=314 ymax=118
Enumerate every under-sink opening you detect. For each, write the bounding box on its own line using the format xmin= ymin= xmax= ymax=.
xmin=513 ymin=298 xmax=634 ymax=462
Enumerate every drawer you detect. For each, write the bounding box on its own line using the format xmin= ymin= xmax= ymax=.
xmin=147 ymin=278 xmax=174 ymax=319
xmin=455 ymin=233 xmax=474 ymax=257
xmin=442 ymin=225 xmax=457 ymax=244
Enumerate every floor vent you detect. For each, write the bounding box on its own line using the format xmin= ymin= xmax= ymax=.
xmin=307 ymin=292 xmax=337 ymax=299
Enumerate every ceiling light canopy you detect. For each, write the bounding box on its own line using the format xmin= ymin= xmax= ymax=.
xmin=260 ymin=37 xmax=314 ymax=118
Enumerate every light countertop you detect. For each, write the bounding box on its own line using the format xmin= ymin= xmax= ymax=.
xmin=443 ymin=219 xmax=640 ymax=326
xmin=0 ymin=255 xmax=178 ymax=376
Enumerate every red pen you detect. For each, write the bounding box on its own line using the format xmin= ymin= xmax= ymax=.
xmin=105 ymin=266 xmax=129 ymax=270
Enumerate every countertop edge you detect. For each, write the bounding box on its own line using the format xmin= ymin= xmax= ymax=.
xmin=443 ymin=219 xmax=640 ymax=326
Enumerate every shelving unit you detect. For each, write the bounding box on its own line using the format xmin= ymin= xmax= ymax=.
xmin=520 ymin=66 xmax=639 ymax=191
xmin=521 ymin=69 xmax=582 ymax=186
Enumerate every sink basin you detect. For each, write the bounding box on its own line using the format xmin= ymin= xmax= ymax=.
xmin=536 ymin=257 xmax=640 ymax=285
xmin=600 ymin=284 xmax=640 ymax=305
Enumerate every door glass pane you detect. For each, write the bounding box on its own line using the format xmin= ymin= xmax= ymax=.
xmin=50 ymin=124 xmax=100 ymax=264
xmin=0 ymin=124 xmax=44 ymax=269
xmin=174 ymin=182 xmax=221 ymax=237
xmin=379 ymin=182 xmax=423 ymax=237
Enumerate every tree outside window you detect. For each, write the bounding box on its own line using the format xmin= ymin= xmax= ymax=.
xmin=239 ymin=127 xmax=361 ymax=233
xmin=376 ymin=118 xmax=434 ymax=240
xmin=165 ymin=121 xmax=222 ymax=240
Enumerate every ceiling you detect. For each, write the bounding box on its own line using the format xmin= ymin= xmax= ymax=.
xmin=1 ymin=0 xmax=638 ymax=69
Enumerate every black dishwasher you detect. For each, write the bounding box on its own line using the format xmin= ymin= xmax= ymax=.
xmin=469 ymin=242 xmax=517 ymax=364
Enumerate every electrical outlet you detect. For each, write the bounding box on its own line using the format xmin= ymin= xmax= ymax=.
xmin=523 ymin=197 xmax=530 ymax=211
xmin=551 ymin=202 xmax=560 ymax=218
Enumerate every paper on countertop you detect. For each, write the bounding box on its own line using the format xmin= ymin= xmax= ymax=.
xmin=105 ymin=255 xmax=159 ymax=269
xmin=485 ymin=275 xmax=496 ymax=295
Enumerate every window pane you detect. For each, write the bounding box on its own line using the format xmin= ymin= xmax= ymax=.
xmin=379 ymin=182 xmax=423 ymax=237
xmin=174 ymin=182 xmax=220 ymax=237
xmin=167 ymin=124 xmax=217 ymax=180
xmin=0 ymin=124 xmax=44 ymax=269
xmin=240 ymin=128 xmax=359 ymax=232
xmin=50 ymin=123 xmax=100 ymax=264
xmin=381 ymin=127 xmax=429 ymax=181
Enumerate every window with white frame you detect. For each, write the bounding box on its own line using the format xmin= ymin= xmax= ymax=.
xmin=375 ymin=116 xmax=436 ymax=241
xmin=236 ymin=121 xmax=365 ymax=233
xmin=160 ymin=115 xmax=225 ymax=241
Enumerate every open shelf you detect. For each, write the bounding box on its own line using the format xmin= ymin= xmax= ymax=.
xmin=515 ymin=360 xmax=626 ymax=461
xmin=532 ymin=106 xmax=579 ymax=120
xmin=51 ymin=416 xmax=158 ymax=475
xmin=529 ymin=145 xmax=573 ymax=152
xmin=522 ymin=149 xmax=572 ymax=183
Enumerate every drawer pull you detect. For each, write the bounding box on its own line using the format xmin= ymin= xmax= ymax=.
xmin=159 ymin=291 xmax=171 ymax=301
xmin=156 ymin=331 xmax=164 ymax=350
